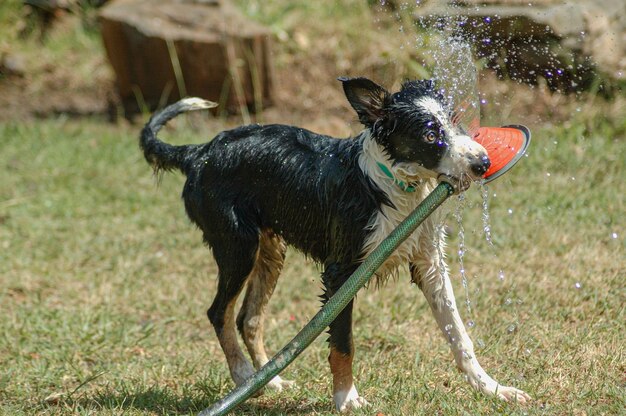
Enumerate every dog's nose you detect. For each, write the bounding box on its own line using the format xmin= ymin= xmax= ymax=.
xmin=471 ymin=155 xmax=491 ymax=177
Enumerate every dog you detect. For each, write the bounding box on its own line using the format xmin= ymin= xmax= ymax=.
xmin=140 ymin=77 xmax=531 ymax=411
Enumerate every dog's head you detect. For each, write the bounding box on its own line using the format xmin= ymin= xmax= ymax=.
xmin=340 ymin=77 xmax=490 ymax=185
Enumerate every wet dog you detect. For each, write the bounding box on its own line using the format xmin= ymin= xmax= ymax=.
xmin=140 ymin=77 xmax=531 ymax=411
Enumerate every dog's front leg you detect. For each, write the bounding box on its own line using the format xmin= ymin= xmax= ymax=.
xmin=410 ymin=259 xmax=531 ymax=403
xmin=322 ymin=263 xmax=370 ymax=412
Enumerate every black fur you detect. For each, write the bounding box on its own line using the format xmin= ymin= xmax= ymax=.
xmin=140 ymin=98 xmax=388 ymax=356
xmin=369 ymin=79 xmax=451 ymax=168
xmin=179 ymin=124 xmax=389 ymax=265
xmin=139 ymin=77 xmax=488 ymax=390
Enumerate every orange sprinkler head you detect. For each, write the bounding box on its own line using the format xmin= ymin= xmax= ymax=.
xmin=473 ymin=125 xmax=531 ymax=183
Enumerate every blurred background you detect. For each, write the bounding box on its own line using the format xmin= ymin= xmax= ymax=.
xmin=1 ymin=0 xmax=625 ymax=128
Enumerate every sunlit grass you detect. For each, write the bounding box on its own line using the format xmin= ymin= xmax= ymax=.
xmin=0 ymin=108 xmax=623 ymax=415
xmin=1 ymin=1 xmax=624 ymax=415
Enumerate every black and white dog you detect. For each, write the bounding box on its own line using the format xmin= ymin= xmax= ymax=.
xmin=140 ymin=77 xmax=531 ymax=411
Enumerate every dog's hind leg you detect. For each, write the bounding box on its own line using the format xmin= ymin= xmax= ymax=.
xmin=323 ymin=264 xmax=370 ymax=412
xmin=207 ymin=234 xmax=259 ymax=387
xmin=236 ymin=230 xmax=295 ymax=392
xmin=410 ymin=230 xmax=531 ymax=403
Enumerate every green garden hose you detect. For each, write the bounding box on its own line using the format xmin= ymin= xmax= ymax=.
xmin=198 ymin=181 xmax=455 ymax=416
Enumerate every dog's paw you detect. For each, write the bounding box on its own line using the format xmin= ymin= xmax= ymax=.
xmin=231 ymin=361 xmax=255 ymax=386
xmin=334 ymin=386 xmax=369 ymax=412
xmin=466 ymin=372 xmax=531 ymax=404
xmin=266 ymin=375 xmax=296 ymax=392
xmin=496 ymin=385 xmax=532 ymax=404
xmin=337 ymin=396 xmax=369 ymax=412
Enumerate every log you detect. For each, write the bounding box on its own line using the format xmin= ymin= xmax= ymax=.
xmin=99 ymin=0 xmax=274 ymax=115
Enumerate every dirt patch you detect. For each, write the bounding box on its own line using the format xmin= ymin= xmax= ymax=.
xmin=0 ymin=3 xmax=608 ymax=130
xmin=0 ymin=69 xmax=115 ymax=122
xmin=0 ymin=11 xmax=116 ymax=122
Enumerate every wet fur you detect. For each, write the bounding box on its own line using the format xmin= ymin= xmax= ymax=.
xmin=139 ymin=78 xmax=530 ymax=411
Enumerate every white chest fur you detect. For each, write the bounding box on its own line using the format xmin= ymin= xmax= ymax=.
xmin=358 ymin=133 xmax=442 ymax=279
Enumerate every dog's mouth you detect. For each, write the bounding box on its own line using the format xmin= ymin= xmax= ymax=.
xmin=437 ymin=173 xmax=476 ymax=193
xmin=393 ymin=163 xmax=482 ymax=193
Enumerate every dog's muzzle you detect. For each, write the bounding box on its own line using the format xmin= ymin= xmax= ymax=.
xmin=471 ymin=155 xmax=491 ymax=177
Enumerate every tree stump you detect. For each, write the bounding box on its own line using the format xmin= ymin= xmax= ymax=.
xmin=99 ymin=0 xmax=274 ymax=115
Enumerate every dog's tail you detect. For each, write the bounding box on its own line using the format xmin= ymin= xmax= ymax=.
xmin=140 ymin=97 xmax=217 ymax=175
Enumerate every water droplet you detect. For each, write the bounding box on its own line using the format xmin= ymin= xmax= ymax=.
xmin=481 ymin=186 xmax=493 ymax=245
xmin=445 ymin=324 xmax=453 ymax=332
xmin=453 ymin=199 xmax=472 ymax=317
xmin=507 ymin=208 xmax=513 ymax=215
xmin=574 ymin=282 xmax=582 ymax=289
xmin=611 ymin=232 xmax=618 ymax=239
xmin=498 ymin=270 xmax=505 ymax=281
xmin=462 ymin=351 xmax=472 ymax=360
xmin=507 ymin=324 xmax=517 ymax=334
xmin=467 ymin=320 xmax=475 ymax=328
xmin=504 ymin=298 xmax=512 ymax=306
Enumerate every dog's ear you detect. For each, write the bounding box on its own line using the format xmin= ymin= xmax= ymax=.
xmin=338 ymin=77 xmax=389 ymax=127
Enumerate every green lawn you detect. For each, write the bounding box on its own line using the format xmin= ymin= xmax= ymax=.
xmin=1 ymin=0 xmax=625 ymax=414
xmin=0 ymin=109 xmax=623 ymax=415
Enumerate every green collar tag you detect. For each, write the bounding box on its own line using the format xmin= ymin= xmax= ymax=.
xmin=376 ymin=162 xmax=416 ymax=193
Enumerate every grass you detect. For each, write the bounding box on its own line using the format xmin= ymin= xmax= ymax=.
xmin=1 ymin=0 xmax=625 ymax=415
xmin=0 ymin=106 xmax=624 ymax=415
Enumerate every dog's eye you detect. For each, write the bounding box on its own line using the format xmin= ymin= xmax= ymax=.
xmin=425 ymin=131 xmax=437 ymax=143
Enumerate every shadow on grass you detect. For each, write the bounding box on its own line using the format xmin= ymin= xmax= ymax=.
xmin=68 ymin=382 xmax=327 ymax=415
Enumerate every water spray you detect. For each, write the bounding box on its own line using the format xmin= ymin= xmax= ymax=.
xmin=198 ymin=126 xmax=531 ymax=416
